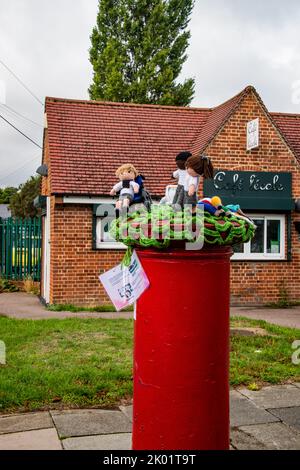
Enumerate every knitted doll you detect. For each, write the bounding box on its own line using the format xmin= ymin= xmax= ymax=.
xmin=199 ymin=197 xmax=228 ymax=217
xmin=199 ymin=196 xmax=255 ymax=225
xmin=224 ymin=202 xmax=255 ymax=225
xmin=209 ymin=197 xmax=250 ymax=220
xmin=172 ymin=151 xmax=192 ymax=208
xmin=184 ymin=155 xmax=214 ymax=210
xmin=110 ymin=164 xmax=140 ymax=210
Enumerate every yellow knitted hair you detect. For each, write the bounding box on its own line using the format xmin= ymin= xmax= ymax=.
xmin=211 ymin=196 xmax=222 ymax=207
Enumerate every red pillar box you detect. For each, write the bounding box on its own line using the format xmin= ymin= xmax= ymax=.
xmin=132 ymin=246 xmax=233 ymax=451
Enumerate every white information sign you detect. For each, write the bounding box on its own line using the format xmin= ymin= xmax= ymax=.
xmin=247 ymin=118 xmax=259 ymax=151
xmin=99 ymin=251 xmax=150 ymax=311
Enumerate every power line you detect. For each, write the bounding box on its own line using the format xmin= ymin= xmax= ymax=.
xmin=0 ymin=58 xmax=43 ymax=106
xmin=0 ymin=105 xmax=43 ymax=138
xmin=0 ymin=103 xmax=43 ymax=128
xmin=0 ymin=112 xmax=42 ymax=149
xmin=0 ymin=154 xmax=41 ymax=184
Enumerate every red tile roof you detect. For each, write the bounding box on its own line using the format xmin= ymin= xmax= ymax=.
xmin=45 ymin=87 xmax=300 ymax=197
xmin=46 ymin=98 xmax=211 ymax=197
xmin=271 ymin=112 xmax=300 ymax=162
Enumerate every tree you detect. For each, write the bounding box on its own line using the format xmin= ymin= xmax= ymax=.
xmin=9 ymin=176 xmax=41 ymax=219
xmin=89 ymin=0 xmax=195 ymax=106
xmin=0 ymin=186 xmax=18 ymax=204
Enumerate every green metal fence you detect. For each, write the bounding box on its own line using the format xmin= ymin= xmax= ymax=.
xmin=0 ymin=217 xmax=42 ymax=281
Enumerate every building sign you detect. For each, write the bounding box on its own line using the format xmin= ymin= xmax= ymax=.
xmin=204 ymin=171 xmax=293 ymax=211
xmin=247 ymin=118 xmax=259 ymax=151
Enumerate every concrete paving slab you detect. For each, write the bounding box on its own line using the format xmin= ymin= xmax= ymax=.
xmin=239 ymin=385 xmax=300 ymax=409
xmin=0 ymin=412 xmax=53 ymax=435
xmin=230 ymin=327 xmax=274 ymax=337
xmin=239 ymin=423 xmax=300 ymax=450
xmin=0 ymin=428 xmax=62 ymax=450
xmin=51 ymin=409 xmax=132 ymax=438
xmin=293 ymin=383 xmax=300 ymax=389
xmin=62 ymin=433 xmax=132 ymax=450
xmin=119 ymin=405 xmax=133 ymax=423
xmin=268 ymin=407 xmax=300 ymax=432
xmin=230 ymin=390 xmax=279 ymax=427
xmin=230 ymin=429 xmax=268 ymax=450
xmin=0 ymin=292 xmax=132 ymax=319
xmin=231 ymin=306 xmax=300 ymax=329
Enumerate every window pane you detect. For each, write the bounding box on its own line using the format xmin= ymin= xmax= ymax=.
xmin=97 ymin=217 xmax=116 ymax=243
xmin=251 ymin=219 xmax=264 ymax=253
xmin=233 ymin=243 xmax=244 ymax=253
xmin=103 ymin=218 xmax=115 ymax=241
xmin=267 ymin=220 xmax=281 ymax=254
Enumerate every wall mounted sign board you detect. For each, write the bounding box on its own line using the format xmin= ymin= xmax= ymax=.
xmin=247 ymin=118 xmax=259 ymax=151
xmin=204 ymin=171 xmax=293 ymax=211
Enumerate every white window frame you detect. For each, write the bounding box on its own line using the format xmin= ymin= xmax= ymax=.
xmin=94 ymin=198 xmax=160 ymax=250
xmin=96 ymin=217 xmax=126 ymax=250
xmin=95 ymin=207 xmax=126 ymax=250
xmin=232 ymin=213 xmax=286 ymax=261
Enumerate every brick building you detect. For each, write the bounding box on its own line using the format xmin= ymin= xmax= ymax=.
xmin=40 ymin=85 xmax=300 ymax=307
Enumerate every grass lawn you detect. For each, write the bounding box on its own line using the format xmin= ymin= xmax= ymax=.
xmin=0 ymin=315 xmax=300 ymax=413
xmin=230 ymin=317 xmax=300 ymax=388
xmin=0 ymin=317 xmax=134 ymax=414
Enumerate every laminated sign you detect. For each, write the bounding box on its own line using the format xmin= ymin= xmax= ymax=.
xmin=99 ymin=251 xmax=150 ymax=311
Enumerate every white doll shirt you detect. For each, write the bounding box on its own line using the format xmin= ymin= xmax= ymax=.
xmin=184 ymin=175 xmax=200 ymax=192
xmin=113 ymin=181 xmax=139 ymax=198
xmin=173 ymin=169 xmax=187 ymax=186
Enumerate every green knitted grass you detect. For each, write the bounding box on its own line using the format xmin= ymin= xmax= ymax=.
xmin=110 ymin=205 xmax=256 ymax=250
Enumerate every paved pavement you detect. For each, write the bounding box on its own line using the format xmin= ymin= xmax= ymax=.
xmin=0 ymin=293 xmax=132 ymax=320
xmin=231 ymin=306 xmax=300 ymax=329
xmin=1 ymin=384 xmax=300 ymax=450
xmin=1 ymin=293 xmax=300 ymax=328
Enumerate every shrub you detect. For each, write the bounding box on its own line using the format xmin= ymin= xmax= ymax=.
xmin=23 ymin=276 xmax=39 ymax=295
xmin=0 ymin=278 xmax=19 ymax=293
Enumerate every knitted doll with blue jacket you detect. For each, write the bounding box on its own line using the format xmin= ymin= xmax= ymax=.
xmin=110 ymin=164 xmax=140 ymax=210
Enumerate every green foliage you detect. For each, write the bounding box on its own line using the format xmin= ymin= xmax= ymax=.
xmin=266 ymin=282 xmax=300 ymax=308
xmin=47 ymin=303 xmax=134 ymax=313
xmin=9 ymin=176 xmax=41 ymax=219
xmin=0 ymin=187 xmax=18 ymax=204
xmin=89 ymin=0 xmax=195 ymax=105
xmin=23 ymin=276 xmax=40 ymax=295
xmin=247 ymin=382 xmax=260 ymax=391
xmin=0 ymin=278 xmax=19 ymax=293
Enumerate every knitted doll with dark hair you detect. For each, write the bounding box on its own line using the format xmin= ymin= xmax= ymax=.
xmin=184 ymin=155 xmax=214 ymax=211
xmin=172 ymin=151 xmax=192 ymax=208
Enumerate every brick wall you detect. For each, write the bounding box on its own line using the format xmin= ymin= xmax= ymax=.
xmin=48 ymin=202 xmax=124 ymax=306
xmin=202 ymin=90 xmax=300 ymax=305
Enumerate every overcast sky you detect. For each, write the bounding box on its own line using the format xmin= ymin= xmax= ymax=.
xmin=1 ymin=0 xmax=300 ymax=188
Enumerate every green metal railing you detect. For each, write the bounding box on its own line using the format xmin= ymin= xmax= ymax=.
xmin=0 ymin=217 xmax=42 ymax=281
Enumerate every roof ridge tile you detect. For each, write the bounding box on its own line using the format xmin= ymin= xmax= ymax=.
xmin=46 ymin=96 xmax=212 ymax=113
